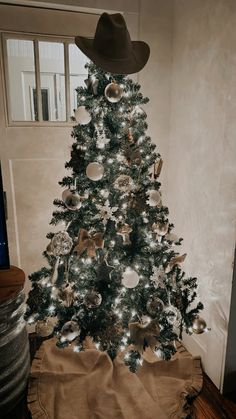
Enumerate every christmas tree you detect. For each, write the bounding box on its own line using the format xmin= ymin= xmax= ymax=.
xmin=26 ymin=61 xmax=206 ymax=372
xmin=26 ymin=12 xmax=207 ymax=373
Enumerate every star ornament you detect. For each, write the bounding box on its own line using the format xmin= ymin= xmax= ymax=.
xmin=95 ymin=200 xmax=118 ymax=224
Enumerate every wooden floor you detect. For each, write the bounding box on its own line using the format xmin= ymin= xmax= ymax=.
xmin=3 ymin=335 xmax=236 ymax=419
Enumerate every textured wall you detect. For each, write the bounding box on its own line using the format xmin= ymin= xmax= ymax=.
xmin=166 ymin=0 xmax=236 ymax=388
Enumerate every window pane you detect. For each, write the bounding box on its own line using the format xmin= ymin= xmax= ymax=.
xmin=6 ymin=39 xmax=36 ymax=121
xmin=39 ymin=42 xmax=66 ymax=121
xmin=69 ymin=44 xmax=88 ymax=115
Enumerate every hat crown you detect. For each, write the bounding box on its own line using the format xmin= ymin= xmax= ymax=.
xmin=93 ymin=13 xmax=132 ymax=59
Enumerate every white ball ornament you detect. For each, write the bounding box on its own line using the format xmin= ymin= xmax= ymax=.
xmin=74 ymin=106 xmax=91 ymax=125
xmin=122 ymin=267 xmax=139 ymax=289
xmin=86 ymin=162 xmax=104 ymax=181
xmin=147 ymin=190 xmax=162 ymax=207
xmin=61 ymin=320 xmax=81 ymax=342
xmin=104 ymin=82 xmax=123 ymax=103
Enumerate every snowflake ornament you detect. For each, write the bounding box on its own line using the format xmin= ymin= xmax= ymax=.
xmin=95 ymin=200 xmax=118 ymax=224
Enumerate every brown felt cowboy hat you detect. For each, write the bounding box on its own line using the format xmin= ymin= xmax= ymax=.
xmin=75 ymin=13 xmax=150 ymax=75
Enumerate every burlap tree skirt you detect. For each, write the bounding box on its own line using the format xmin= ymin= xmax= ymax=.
xmin=28 ymin=338 xmax=202 ymax=419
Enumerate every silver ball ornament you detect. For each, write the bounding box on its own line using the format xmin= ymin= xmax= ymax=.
xmin=84 ymin=290 xmax=102 ymax=309
xmin=74 ymin=106 xmax=91 ymax=125
xmin=192 ymin=316 xmax=207 ymax=334
xmin=147 ymin=190 xmax=162 ymax=207
xmin=122 ymin=268 xmax=139 ymax=289
xmin=61 ymin=320 xmax=81 ymax=342
xmin=64 ymin=192 xmax=82 ymax=210
xmin=86 ymin=162 xmax=104 ymax=181
xmin=104 ymin=82 xmax=123 ymax=103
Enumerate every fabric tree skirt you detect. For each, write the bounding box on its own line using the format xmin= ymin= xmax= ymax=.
xmin=28 ymin=338 xmax=202 ymax=419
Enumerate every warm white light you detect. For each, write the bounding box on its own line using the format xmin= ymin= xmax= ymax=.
xmin=107 ymin=158 xmax=114 ymax=164
xmin=113 ymin=258 xmax=119 ymax=265
xmin=48 ymin=304 xmax=55 ymax=314
xmin=95 ymin=342 xmax=100 ymax=349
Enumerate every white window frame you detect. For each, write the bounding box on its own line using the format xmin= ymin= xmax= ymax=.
xmin=1 ymin=31 xmax=81 ymax=127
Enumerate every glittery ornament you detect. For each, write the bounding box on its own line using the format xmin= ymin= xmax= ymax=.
xmin=74 ymin=106 xmax=91 ymax=125
xmin=192 ymin=316 xmax=207 ymax=334
xmin=104 ymin=82 xmax=123 ymax=103
xmin=147 ymin=190 xmax=162 ymax=207
xmin=95 ymin=200 xmax=118 ymax=224
xmin=146 ymin=296 xmax=164 ymax=316
xmin=114 ymin=175 xmax=133 ymax=192
xmin=122 ymin=268 xmax=139 ymax=288
xmin=117 ymin=224 xmax=132 ymax=245
xmin=96 ymin=128 xmax=110 ymax=149
xmin=49 ymin=232 xmax=73 ymax=256
xmin=86 ymin=162 xmax=104 ymax=181
xmin=151 ymin=266 xmax=166 ymax=288
xmin=164 ymin=305 xmax=180 ymax=325
xmin=64 ymin=192 xmax=82 ymax=210
xmin=35 ymin=318 xmax=54 ymax=337
xmin=152 ymin=221 xmax=169 ymax=236
xmin=61 ymin=320 xmax=81 ymax=342
xmin=84 ymin=290 xmax=102 ymax=308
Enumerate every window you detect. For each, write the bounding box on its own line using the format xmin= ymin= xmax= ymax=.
xmin=3 ymin=34 xmax=88 ymax=125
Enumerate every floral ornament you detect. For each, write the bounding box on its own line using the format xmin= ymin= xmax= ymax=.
xmin=95 ymin=200 xmax=118 ymax=224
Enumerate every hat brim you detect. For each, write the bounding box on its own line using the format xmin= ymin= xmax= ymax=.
xmin=75 ymin=36 xmax=150 ymax=75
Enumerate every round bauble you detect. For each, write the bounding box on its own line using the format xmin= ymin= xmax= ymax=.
xmin=104 ymin=82 xmax=123 ymax=103
xmin=64 ymin=192 xmax=82 ymax=210
xmin=114 ymin=175 xmax=133 ymax=192
xmin=61 ymin=320 xmax=81 ymax=342
xmin=147 ymin=190 xmax=162 ymax=207
xmin=122 ymin=268 xmax=139 ymax=289
xmin=86 ymin=162 xmax=104 ymax=181
xmin=131 ymin=106 xmax=147 ymax=118
xmin=152 ymin=221 xmax=169 ymax=236
xmin=62 ymin=189 xmax=71 ymax=202
xmin=50 ymin=231 xmax=73 ymax=256
xmin=146 ymin=296 xmax=164 ymax=316
xmin=192 ymin=316 xmax=207 ymax=334
xmin=84 ymin=290 xmax=102 ymax=309
xmin=35 ymin=318 xmax=54 ymax=337
xmin=74 ymin=106 xmax=91 ymax=125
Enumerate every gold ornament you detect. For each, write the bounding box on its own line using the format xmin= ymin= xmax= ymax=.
xmin=167 ymin=253 xmax=187 ymax=271
xmin=117 ymin=224 xmax=132 ymax=245
xmin=35 ymin=318 xmax=55 ymax=337
xmin=192 ymin=316 xmax=207 ymax=334
xmin=152 ymin=221 xmax=169 ymax=236
xmin=129 ymin=319 xmax=160 ymax=353
xmin=75 ymin=229 xmax=104 ymax=258
xmin=58 ymin=282 xmax=77 ymax=307
xmin=124 ymin=147 xmax=141 ymax=165
xmin=153 ymin=159 xmax=163 ymax=179
xmin=104 ymin=82 xmax=123 ymax=103
xmin=114 ymin=175 xmax=133 ymax=192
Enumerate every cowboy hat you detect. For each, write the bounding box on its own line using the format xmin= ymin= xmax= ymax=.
xmin=75 ymin=12 xmax=150 ymax=75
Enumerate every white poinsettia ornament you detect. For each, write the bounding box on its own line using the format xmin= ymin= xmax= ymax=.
xmin=95 ymin=200 xmax=118 ymax=224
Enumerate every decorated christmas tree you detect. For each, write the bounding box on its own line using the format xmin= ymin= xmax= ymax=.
xmin=26 ymin=13 xmax=207 ymax=372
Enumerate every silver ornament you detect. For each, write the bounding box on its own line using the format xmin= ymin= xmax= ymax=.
xmin=104 ymin=82 xmax=123 ymax=103
xmin=147 ymin=190 xmax=162 ymax=207
xmin=152 ymin=221 xmax=169 ymax=236
xmin=146 ymin=296 xmax=164 ymax=316
xmin=114 ymin=175 xmax=133 ymax=192
xmin=86 ymin=162 xmax=104 ymax=181
xmin=50 ymin=231 xmax=73 ymax=256
xmin=61 ymin=320 xmax=81 ymax=342
xmin=64 ymin=192 xmax=82 ymax=210
xmin=62 ymin=189 xmax=71 ymax=201
xmin=122 ymin=268 xmax=139 ymax=289
xmin=35 ymin=318 xmax=54 ymax=337
xmin=84 ymin=290 xmax=102 ymax=309
xmin=192 ymin=316 xmax=207 ymax=334
xmin=74 ymin=106 xmax=91 ymax=125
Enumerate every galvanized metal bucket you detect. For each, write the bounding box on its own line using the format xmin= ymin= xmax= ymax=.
xmin=0 ymin=290 xmax=30 ymax=416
